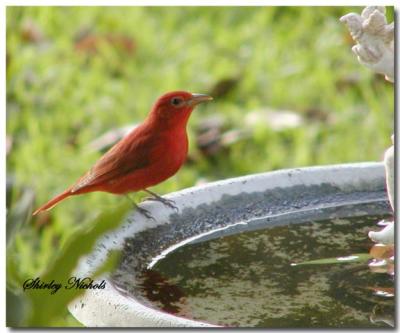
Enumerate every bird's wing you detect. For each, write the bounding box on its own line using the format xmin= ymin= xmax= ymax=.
xmin=71 ymin=125 xmax=155 ymax=193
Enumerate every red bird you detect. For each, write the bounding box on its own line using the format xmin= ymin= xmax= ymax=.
xmin=33 ymin=91 xmax=213 ymax=217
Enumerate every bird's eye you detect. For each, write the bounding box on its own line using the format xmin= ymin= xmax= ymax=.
xmin=171 ymin=97 xmax=184 ymax=107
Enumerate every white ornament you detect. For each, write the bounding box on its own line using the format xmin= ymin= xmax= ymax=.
xmin=340 ymin=6 xmax=394 ymax=82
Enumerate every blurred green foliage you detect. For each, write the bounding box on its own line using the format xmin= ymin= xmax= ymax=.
xmin=6 ymin=6 xmax=393 ymax=326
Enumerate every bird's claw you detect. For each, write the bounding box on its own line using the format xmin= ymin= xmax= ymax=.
xmin=145 ymin=196 xmax=179 ymax=212
xmin=135 ymin=206 xmax=156 ymax=221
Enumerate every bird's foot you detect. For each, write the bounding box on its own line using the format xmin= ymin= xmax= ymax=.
xmin=135 ymin=206 xmax=156 ymax=221
xmin=125 ymin=195 xmax=156 ymax=221
xmin=144 ymin=189 xmax=179 ymax=212
xmin=146 ymin=196 xmax=179 ymax=212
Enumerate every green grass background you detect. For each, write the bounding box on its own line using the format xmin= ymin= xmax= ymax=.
xmin=6 ymin=6 xmax=394 ymax=326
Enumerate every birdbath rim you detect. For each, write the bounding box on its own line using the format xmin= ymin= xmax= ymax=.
xmin=69 ymin=161 xmax=388 ymax=327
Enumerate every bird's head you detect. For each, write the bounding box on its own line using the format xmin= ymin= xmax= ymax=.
xmin=150 ymin=91 xmax=213 ymax=128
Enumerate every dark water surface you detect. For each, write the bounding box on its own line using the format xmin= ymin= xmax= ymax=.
xmin=137 ymin=214 xmax=394 ymax=328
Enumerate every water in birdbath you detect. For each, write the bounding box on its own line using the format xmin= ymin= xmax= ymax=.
xmin=136 ymin=214 xmax=394 ymax=328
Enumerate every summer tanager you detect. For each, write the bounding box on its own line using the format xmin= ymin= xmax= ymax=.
xmin=33 ymin=91 xmax=213 ymax=216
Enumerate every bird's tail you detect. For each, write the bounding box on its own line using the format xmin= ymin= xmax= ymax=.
xmin=32 ymin=189 xmax=72 ymax=215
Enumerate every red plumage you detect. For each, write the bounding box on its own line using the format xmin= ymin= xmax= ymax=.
xmin=33 ymin=91 xmax=212 ymax=215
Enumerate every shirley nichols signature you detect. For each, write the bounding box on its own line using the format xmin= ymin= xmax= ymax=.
xmin=23 ymin=277 xmax=106 ymax=295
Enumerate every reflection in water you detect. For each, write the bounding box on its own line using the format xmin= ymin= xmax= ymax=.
xmin=137 ymin=214 xmax=394 ymax=328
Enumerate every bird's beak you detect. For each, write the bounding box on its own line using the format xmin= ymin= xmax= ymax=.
xmin=188 ymin=93 xmax=213 ymax=107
